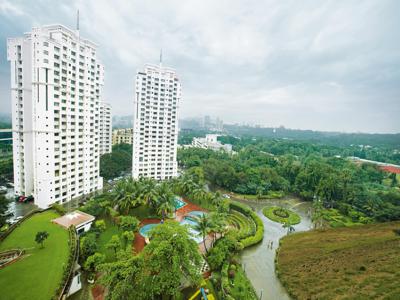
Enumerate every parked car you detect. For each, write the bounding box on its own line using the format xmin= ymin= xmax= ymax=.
xmin=9 ymin=216 xmax=23 ymax=225
xmin=222 ymin=194 xmax=231 ymax=199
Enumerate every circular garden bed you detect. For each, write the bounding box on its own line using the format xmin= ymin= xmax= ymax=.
xmin=262 ymin=206 xmax=301 ymax=225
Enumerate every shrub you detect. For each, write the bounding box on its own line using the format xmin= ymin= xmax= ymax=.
xmin=229 ymin=201 xmax=264 ymax=248
xmin=95 ymin=220 xmax=106 ymax=232
xmin=262 ymin=206 xmax=301 ymax=226
xmin=84 ymin=252 xmax=106 ymax=272
xmin=51 ymin=203 xmax=66 ymax=216
xmin=118 ymin=215 xmax=140 ymax=232
xmin=80 ymin=233 xmax=98 ymax=260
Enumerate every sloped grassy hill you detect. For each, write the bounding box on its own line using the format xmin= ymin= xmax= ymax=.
xmin=276 ymin=222 xmax=400 ymax=299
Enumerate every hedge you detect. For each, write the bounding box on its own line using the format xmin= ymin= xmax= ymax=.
xmin=53 ymin=226 xmax=78 ymax=300
xmin=262 ymin=206 xmax=301 ymax=225
xmin=228 ymin=201 xmax=264 ymax=248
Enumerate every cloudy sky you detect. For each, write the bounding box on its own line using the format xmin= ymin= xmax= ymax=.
xmin=0 ymin=0 xmax=399 ymax=133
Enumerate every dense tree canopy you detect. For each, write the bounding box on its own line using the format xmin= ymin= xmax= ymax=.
xmin=100 ymin=143 xmax=132 ymax=180
xmin=178 ymin=139 xmax=400 ymax=222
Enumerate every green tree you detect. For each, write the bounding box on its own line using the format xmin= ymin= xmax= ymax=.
xmin=35 ymin=231 xmax=49 ymax=248
xmin=193 ymin=214 xmax=212 ymax=253
xmin=119 ymin=215 xmax=139 ymax=231
xmin=0 ymin=195 xmax=11 ymax=229
xmin=121 ymin=231 xmax=135 ymax=248
xmin=95 ymin=220 xmax=106 ymax=232
xmin=155 ymin=182 xmax=175 ymax=218
xmin=80 ymin=233 xmax=98 ymax=259
xmin=84 ymin=252 xmax=105 ymax=272
xmin=142 ymin=221 xmax=202 ymax=299
xmin=99 ymin=250 xmax=145 ymax=300
xmin=107 ymin=235 xmax=121 ymax=254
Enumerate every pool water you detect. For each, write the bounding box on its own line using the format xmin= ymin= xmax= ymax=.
xmin=138 ymin=211 xmax=208 ymax=244
xmin=174 ymin=197 xmax=187 ymax=209
xmin=139 ymin=223 xmax=159 ymax=238
xmin=186 ymin=211 xmax=205 ymax=218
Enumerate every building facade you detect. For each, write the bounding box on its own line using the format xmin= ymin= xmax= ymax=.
xmin=7 ymin=24 xmax=106 ymax=208
xmin=192 ymin=134 xmax=233 ymax=153
xmin=112 ymin=128 xmax=133 ymax=145
xmin=99 ymin=102 xmax=112 ymax=155
xmin=132 ymin=64 xmax=180 ymax=180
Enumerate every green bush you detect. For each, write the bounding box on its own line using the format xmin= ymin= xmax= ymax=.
xmin=51 ymin=203 xmax=66 ymax=216
xmin=229 ymin=201 xmax=264 ymax=248
xmin=262 ymin=206 xmax=301 ymax=225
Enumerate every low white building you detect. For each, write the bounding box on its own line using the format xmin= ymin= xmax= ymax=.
xmin=52 ymin=210 xmax=95 ymax=234
xmin=192 ymin=134 xmax=233 ymax=153
xmin=67 ymin=263 xmax=82 ymax=297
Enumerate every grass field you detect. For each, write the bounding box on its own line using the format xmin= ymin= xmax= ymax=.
xmin=0 ymin=210 xmax=69 ymax=300
xmin=276 ymin=222 xmax=400 ymax=299
xmin=97 ymin=218 xmax=123 ymax=261
xmin=262 ymin=206 xmax=301 ymax=225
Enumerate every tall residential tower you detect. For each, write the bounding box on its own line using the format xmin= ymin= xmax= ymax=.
xmin=132 ymin=64 xmax=181 ymax=180
xmin=7 ymin=24 xmax=107 ymax=208
xmin=99 ymin=102 xmax=112 ymax=155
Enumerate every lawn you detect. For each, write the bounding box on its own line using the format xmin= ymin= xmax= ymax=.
xmin=262 ymin=206 xmax=301 ymax=225
xmin=97 ymin=218 xmax=123 ymax=261
xmin=0 ymin=210 xmax=70 ymax=300
xmin=276 ymin=222 xmax=400 ymax=299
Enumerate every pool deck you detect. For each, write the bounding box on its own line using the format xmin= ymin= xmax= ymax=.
xmin=175 ymin=199 xmax=207 ymax=222
xmin=133 ymin=199 xmax=208 ymax=253
xmin=133 ymin=218 xmax=162 ymax=253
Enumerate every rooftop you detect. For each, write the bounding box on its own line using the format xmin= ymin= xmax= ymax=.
xmin=52 ymin=210 xmax=95 ymax=229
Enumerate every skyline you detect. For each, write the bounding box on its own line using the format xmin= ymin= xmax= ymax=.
xmin=1 ymin=0 xmax=400 ymax=134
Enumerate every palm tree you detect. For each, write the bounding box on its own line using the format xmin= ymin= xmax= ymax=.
xmin=209 ymin=212 xmax=227 ymax=246
xmin=112 ymin=178 xmax=144 ymax=214
xmin=193 ymin=214 xmax=212 ymax=253
xmin=155 ymin=182 xmax=175 ymax=218
xmin=140 ymin=177 xmax=158 ymax=209
xmin=211 ymin=191 xmax=222 ymax=208
xmin=181 ymin=177 xmax=198 ymax=196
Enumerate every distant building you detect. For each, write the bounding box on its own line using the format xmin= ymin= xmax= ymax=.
xmin=7 ymin=24 xmax=105 ymax=208
xmin=132 ymin=63 xmax=180 ymax=180
xmin=99 ymin=102 xmax=112 ymax=155
xmin=112 ymin=128 xmax=133 ymax=145
xmin=348 ymin=157 xmax=400 ymax=174
xmin=192 ymin=134 xmax=233 ymax=153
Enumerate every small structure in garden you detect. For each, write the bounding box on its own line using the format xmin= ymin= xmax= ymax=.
xmin=67 ymin=263 xmax=82 ymax=297
xmin=53 ymin=210 xmax=95 ymax=234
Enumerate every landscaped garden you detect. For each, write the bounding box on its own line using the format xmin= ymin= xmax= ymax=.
xmin=0 ymin=210 xmax=70 ymax=300
xmin=262 ymin=206 xmax=301 ymax=225
xmin=70 ymin=174 xmax=264 ymax=300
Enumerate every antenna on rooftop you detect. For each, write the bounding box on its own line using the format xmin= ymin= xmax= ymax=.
xmin=159 ymin=49 xmax=163 ymax=67
xmin=77 ymin=9 xmax=80 ymax=31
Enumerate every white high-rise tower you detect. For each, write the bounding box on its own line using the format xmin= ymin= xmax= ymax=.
xmin=7 ymin=24 xmax=107 ymax=208
xmin=132 ymin=63 xmax=181 ymax=180
xmin=99 ymin=102 xmax=112 ymax=155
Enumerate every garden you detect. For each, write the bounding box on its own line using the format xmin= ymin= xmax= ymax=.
xmin=0 ymin=210 xmax=70 ymax=300
xmin=70 ymin=173 xmax=264 ymax=299
xmin=262 ymin=206 xmax=301 ymax=226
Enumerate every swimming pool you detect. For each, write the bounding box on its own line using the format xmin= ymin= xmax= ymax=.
xmin=186 ymin=211 xmax=206 ymax=218
xmin=139 ymin=223 xmax=159 ymax=238
xmin=138 ymin=211 xmax=208 ymax=243
xmin=174 ymin=197 xmax=187 ymax=209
